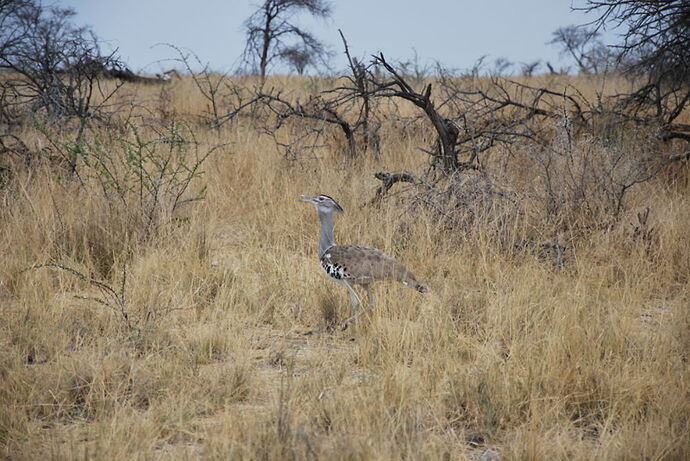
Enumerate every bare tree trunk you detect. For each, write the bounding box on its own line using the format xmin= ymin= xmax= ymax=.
xmin=259 ymin=30 xmax=270 ymax=79
xmin=258 ymin=2 xmax=273 ymax=80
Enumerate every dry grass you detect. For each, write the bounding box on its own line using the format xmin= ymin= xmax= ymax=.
xmin=1 ymin=75 xmax=689 ymax=460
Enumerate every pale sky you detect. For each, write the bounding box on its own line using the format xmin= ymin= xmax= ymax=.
xmin=57 ymin=1 xmax=610 ymax=75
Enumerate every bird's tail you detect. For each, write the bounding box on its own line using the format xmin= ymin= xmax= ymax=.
xmin=402 ymin=272 xmax=428 ymax=293
xmin=413 ymin=282 xmax=429 ymax=293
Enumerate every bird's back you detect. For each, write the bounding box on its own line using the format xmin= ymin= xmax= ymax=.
xmin=321 ymin=244 xmax=427 ymax=292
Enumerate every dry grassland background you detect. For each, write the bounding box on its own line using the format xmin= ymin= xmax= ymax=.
xmin=1 ymin=75 xmax=689 ymax=460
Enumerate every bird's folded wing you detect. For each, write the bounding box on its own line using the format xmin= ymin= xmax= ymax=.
xmin=323 ymin=245 xmax=411 ymax=282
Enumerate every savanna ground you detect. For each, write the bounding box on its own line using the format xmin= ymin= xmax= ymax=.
xmin=1 ymin=74 xmax=689 ymax=460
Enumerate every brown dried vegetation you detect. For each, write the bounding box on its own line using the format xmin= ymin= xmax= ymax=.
xmin=1 ymin=70 xmax=689 ymax=460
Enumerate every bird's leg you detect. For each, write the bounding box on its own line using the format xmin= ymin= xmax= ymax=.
xmin=355 ymin=284 xmax=377 ymax=317
xmin=340 ymin=284 xmax=375 ymax=331
xmin=365 ymin=285 xmax=376 ymax=309
xmin=341 ymin=280 xmax=362 ymax=313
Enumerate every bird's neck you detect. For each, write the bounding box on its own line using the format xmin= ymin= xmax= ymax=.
xmin=317 ymin=210 xmax=335 ymax=258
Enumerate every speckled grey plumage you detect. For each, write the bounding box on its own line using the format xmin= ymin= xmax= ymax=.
xmin=301 ymin=194 xmax=427 ymax=293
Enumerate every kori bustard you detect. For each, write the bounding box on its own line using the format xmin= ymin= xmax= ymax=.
xmin=300 ymin=194 xmax=427 ymax=328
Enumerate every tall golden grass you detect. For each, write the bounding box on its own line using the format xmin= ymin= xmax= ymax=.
xmin=1 ymin=75 xmax=688 ymax=460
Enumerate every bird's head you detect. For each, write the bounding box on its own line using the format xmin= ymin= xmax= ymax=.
xmin=299 ymin=194 xmax=344 ymax=214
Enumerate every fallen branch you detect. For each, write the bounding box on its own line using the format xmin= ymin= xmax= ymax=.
xmin=369 ymin=171 xmax=419 ymax=205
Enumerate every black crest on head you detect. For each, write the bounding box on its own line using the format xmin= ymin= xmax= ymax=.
xmin=320 ymin=194 xmax=344 ymax=213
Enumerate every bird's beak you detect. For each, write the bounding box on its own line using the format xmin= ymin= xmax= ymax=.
xmin=299 ymin=195 xmax=317 ymax=204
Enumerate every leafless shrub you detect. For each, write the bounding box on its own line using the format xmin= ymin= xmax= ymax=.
xmin=332 ymin=53 xmax=577 ymax=175
xmin=363 ymin=53 xmax=467 ymax=172
xmin=253 ymin=32 xmax=385 ymax=160
xmin=577 ymin=1 xmax=690 ymax=151
xmin=0 ymin=0 xmax=126 ymax=173
xmin=528 ymin=122 xmax=660 ymax=232
xmin=161 ymin=44 xmax=263 ymax=129
xmin=256 ymin=92 xmax=350 ymax=160
xmin=370 ymin=167 xmax=522 ymax=252
xmin=329 ymin=31 xmax=382 ymax=157
xmin=581 ymin=0 xmax=690 ymax=86
xmin=0 ymin=1 xmax=123 ymax=129
xmin=359 ymin=54 xmax=673 ymax=258
xmin=248 ymin=32 xmax=677 ymax=250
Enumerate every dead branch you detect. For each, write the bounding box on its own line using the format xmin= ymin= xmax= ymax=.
xmin=257 ymin=91 xmax=357 ymax=157
xmin=369 ymin=171 xmax=419 ymax=205
xmin=370 ymin=53 xmax=463 ymax=172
